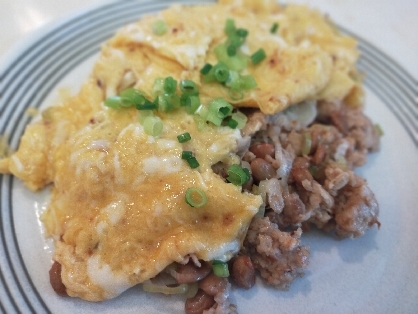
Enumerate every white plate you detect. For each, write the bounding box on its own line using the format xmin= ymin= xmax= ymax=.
xmin=1 ymin=1 xmax=417 ymax=313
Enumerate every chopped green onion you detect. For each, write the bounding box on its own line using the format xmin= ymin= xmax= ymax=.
xmin=142 ymin=281 xmax=189 ymax=295
xmin=226 ymin=164 xmax=251 ymax=186
xmin=228 ymin=118 xmax=238 ymax=129
xmin=195 ymin=104 xmax=209 ymax=120
xmin=157 ymin=93 xmax=180 ymax=112
xmin=230 ymin=111 xmax=247 ymax=129
xmin=227 ymin=44 xmax=237 ymax=56
xmin=236 ymin=28 xmax=248 ymax=38
xmin=185 ymin=95 xmax=200 ymax=114
xmin=239 ymin=75 xmax=257 ymax=90
xmin=214 ymin=44 xmax=248 ymax=71
xmin=136 ymin=100 xmax=157 ymax=111
xmin=251 ymin=48 xmax=267 ymax=65
xmin=152 ymin=78 xmax=165 ymax=96
xmin=185 ymin=187 xmax=207 ymax=208
xmin=200 ymin=63 xmax=213 ymax=75
xmin=375 ymin=123 xmax=384 ymax=136
xmin=104 ymin=96 xmax=121 ymax=109
xmin=301 ymin=132 xmax=312 ymax=156
xmin=193 ymin=115 xmax=206 ymax=131
xmin=270 ymin=22 xmax=279 ymax=33
xmin=228 ymin=89 xmax=244 ymax=100
xmin=163 ymin=76 xmax=177 ymax=94
xmin=143 ymin=115 xmax=163 ymax=136
xmin=224 ymin=19 xmax=236 ymax=36
xmin=152 ymin=19 xmax=167 ymax=36
xmin=120 ymin=88 xmax=145 ymax=107
xmin=181 ymin=151 xmax=194 ymax=160
xmin=186 ymin=157 xmax=200 ymax=169
xmin=138 ymin=110 xmax=154 ymax=123
xmin=213 ymin=62 xmax=229 ymax=83
xmin=177 ymin=132 xmax=191 ymax=143
xmin=208 ymin=98 xmax=233 ymax=119
xmin=212 ymin=260 xmax=229 ymax=277
xmin=180 ymin=80 xmax=199 ymax=95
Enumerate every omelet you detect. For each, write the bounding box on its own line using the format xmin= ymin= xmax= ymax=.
xmin=0 ymin=0 xmax=362 ymax=302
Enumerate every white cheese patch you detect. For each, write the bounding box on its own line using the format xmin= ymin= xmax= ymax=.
xmin=87 ymin=255 xmax=131 ymax=298
xmin=142 ymin=156 xmax=182 ymax=174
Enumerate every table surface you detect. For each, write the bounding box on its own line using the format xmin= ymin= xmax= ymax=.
xmin=1 ymin=0 xmax=417 ymax=82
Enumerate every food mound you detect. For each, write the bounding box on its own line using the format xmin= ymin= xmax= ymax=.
xmin=0 ymin=0 xmax=381 ymax=313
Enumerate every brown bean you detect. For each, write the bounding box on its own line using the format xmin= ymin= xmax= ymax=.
xmin=312 ymin=144 xmax=326 ymax=165
xmin=172 ymin=261 xmax=212 ymax=284
xmin=184 ymin=289 xmax=215 ymax=314
xmin=250 ymin=158 xmax=276 ymax=181
xmin=293 ymin=157 xmax=310 ymax=169
xmin=231 ymin=256 xmax=255 ymax=289
xmin=291 ymin=167 xmax=313 ymax=184
xmin=249 ymin=143 xmax=275 ymax=159
xmin=199 ymin=273 xmax=227 ymax=296
xmin=49 ymin=261 xmax=67 ymax=296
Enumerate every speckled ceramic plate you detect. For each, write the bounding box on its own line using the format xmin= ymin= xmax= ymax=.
xmin=0 ymin=1 xmax=417 ymax=313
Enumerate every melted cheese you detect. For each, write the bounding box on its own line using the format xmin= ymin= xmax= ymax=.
xmin=0 ymin=0 xmax=363 ymax=302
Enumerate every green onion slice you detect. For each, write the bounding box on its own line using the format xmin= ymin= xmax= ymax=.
xmin=180 ymin=80 xmax=199 ymax=95
xmin=200 ymin=63 xmax=213 ymax=75
xmin=251 ymin=48 xmax=267 ymax=65
xmin=163 ymin=76 xmax=177 ymax=94
xmin=185 ymin=187 xmax=207 ymax=208
xmin=143 ymin=116 xmax=163 ymax=136
xmin=270 ymin=22 xmax=279 ymax=33
xmin=152 ymin=78 xmax=165 ymax=96
xmin=119 ymin=88 xmax=144 ymax=107
xmin=186 ymin=157 xmax=200 ymax=169
xmin=228 ymin=118 xmax=239 ymax=129
xmin=177 ymin=132 xmax=191 ymax=143
xmin=152 ymin=19 xmax=168 ymax=36
xmin=185 ymin=95 xmax=200 ymax=114
xmin=231 ymin=111 xmax=247 ymax=129
xmin=104 ymin=96 xmax=121 ymax=109
xmin=226 ymin=164 xmax=251 ymax=186
xmin=212 ymin=260 xmax=229 ymax=277
xmin=208 ymin=98 xmax=233 ymax=118
xmin=301 ymin=132 xmax=312 ymax=156
xmin=224 ymin=18 xmax=236 ymax=36
xmin=213 ymin=62 xmax=229 ymax=83
xmin=181 ymin=151 xmax=194 ymax=160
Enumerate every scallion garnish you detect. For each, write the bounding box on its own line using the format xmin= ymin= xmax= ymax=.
xmin=226 ymin=164 xmax=251 ymax=186
xmin=230 ymin=111 xmax=247 ymax=129
xmin=186 ymin=157 xmax=200 ymax=169
xmin=185 ymin=95 xmax=200 ymax=114
xmin=104 ymin=96 xmax=122 ymax=109
xmin=213 ymin=62 xmax=229 ymax=83
xmin=136 ymin=101 xmax=157 ymax=111
xmin=181 ymin=151 xmax=193 ymax=160
xmin=185 ymin=187 xmax=207 ymax=208
xmin=208 ymin=98 xmax=233 ymax=118
xmin=200 ymin=63 xmax=213 ymax=75
xmin=301 ymin=132 xmax=312 ymax=156
xmin=236 ymin=28 xmax=248 ymax=38
xmin=177 ymin=132 xmax=191 ymax=143
xmin=224 ymin=18 xmax=236 ymax=36
xmin=270 ymin=22 xmax=279 ymax=33
xmin=120 ymin=88 xmax=145 ymax=107
xmin=143 ymin=115 xmax=163 ymax=136
xmin=228 ymin=118 xmax=239 ymax=129
xmin=163 ymin=76 xmax=177 ymax=94
xmin=251 ymin=48 xmax=267 ymax=65
xmin=212 ymin=260 xmax=229 ymax=277
xmin=152 ymin=78 xmax=165 ymax=96
xmin=206 ymin=98 xmax=233 ymax=126
xmin=152 ymin=19 xmax=167 ymax=36
xmin=180 ymin=80 xmax=199 ymax=95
